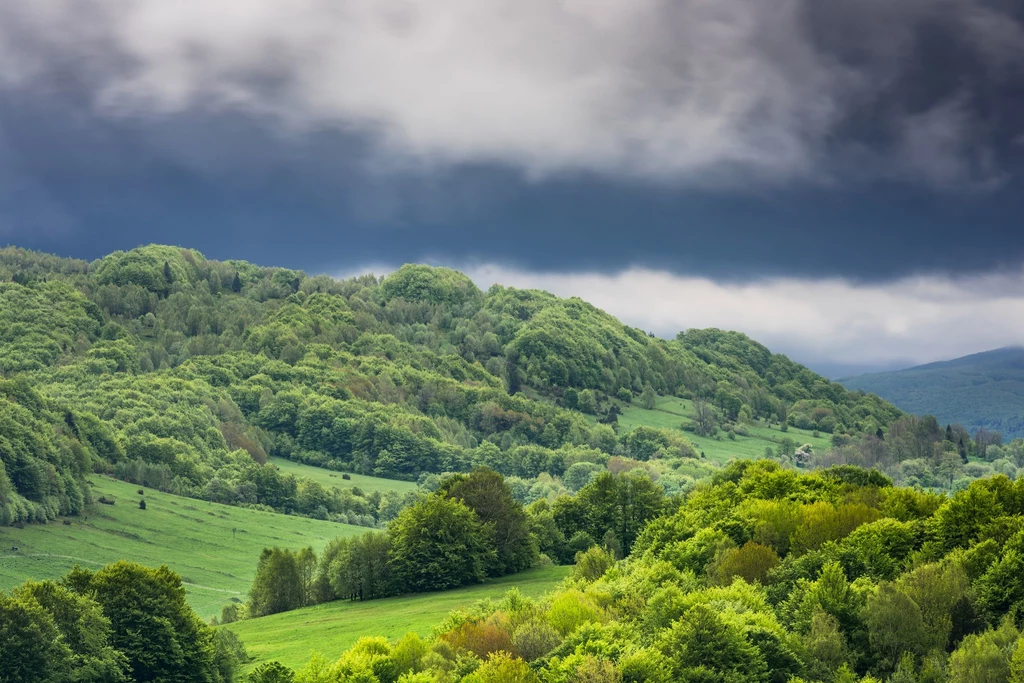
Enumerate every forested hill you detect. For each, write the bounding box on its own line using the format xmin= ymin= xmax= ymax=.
xmin=842 ymin=348 xmax=1024 ymax=440
xmin=0 ymin=244 xmax=900 ymax=525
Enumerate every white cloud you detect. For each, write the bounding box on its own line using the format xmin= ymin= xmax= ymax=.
xmin=0 ymin=0 xmax=1020 ymax=187
xmin=339 ymin=262 xmax=1024 ymax=370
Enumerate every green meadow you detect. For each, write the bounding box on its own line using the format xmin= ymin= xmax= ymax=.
xmin=618 ymin=395 xmax=832 ymax=463
xmin=267 ymin=456 xmax=420 ymax=495
xmin=0 ymin=476 xmax=365 ymax=618
xmin=226 ymin=565 xmax=571 ymax=672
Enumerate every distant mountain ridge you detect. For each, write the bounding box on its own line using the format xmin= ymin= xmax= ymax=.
xmin=841 ymin=346 xmax=1024 ymax=439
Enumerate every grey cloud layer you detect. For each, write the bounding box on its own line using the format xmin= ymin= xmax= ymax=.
xmin=2 ymin=0 xmax=1022 ymax=186
xmin=376 ymin=264 xmax=1024 ymax=370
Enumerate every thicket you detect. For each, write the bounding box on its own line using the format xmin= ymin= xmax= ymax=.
xmin=267 ymin=461 xmax=1024 ymax=683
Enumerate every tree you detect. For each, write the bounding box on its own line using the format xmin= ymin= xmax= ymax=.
xmin=248 ymin=548 xmax=303 ymax=617
xmin=389 ymin=495 xmax=493 ymax=592
xmin=0 ymin=591 xmax=73 ymax=683
xmin=563 ymin=462 xmax=601 ymax=492
xmin=948 ymin=620 xmax=1019 ymax=683
xmin=163 ymin=261 xmax=173 ymax=284
xmin=73 ymin=561 xmax=218 ymax=683
xmin=248 ymin=661 xmax=295 ymax=683
xmin=659 ymin=604 xmax=769 ymax=682
xmin=231 ymin=271 xmax=242 ymax=292
xmin=577 ymin=389 xmax=598 ymax=414
xmin=571 ymin=545 xmax=615 ymax=582
xmin=327 ymin=532 xmax=393 ymax=601
xmin=693 ymin=398 xmax=717 ymax=437
xmin=709 ymin=541 xmax=780 ymax=585
xmin=864 ymin=583 xmax=925 ymax=672
xmin=441 ymin=468 xmax=538 ymax=577
xmin=14 ymin=580 xmax=129 ymax=681
xmin=939 ymin=450 xmax=964 ymax=487
xmin=641 ymin=384 xmax=657 ymax=410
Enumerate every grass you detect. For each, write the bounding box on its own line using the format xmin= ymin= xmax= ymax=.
xmin=226 ymin=565 xmax=571 ymax=671
xmin=618 ymin=395 xmax=832 ymax=464
xmin=0 ymin=476 xmax=365 ymax=618
xmin=268 ymin=457 xmax=420 ymax=495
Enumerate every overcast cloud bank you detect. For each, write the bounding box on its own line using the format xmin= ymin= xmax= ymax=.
xmin=1 ymin=0 xmax=1022 ymax=188
xmin=340 ymin=263 xmax=1024 ymax=371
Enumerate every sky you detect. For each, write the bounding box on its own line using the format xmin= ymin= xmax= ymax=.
xmin=1 ymin=0 xmax=1024 ymax=376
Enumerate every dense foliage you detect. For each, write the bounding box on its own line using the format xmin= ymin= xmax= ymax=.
xmin=269 ymin=461 xmax=1024 ymax=683
xmin=0 ymin=244 xmax=905 ymax=528
xmin=0 ymin=561 xmax=246 ymax=683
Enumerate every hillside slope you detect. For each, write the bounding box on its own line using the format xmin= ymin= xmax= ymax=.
xmin=0 ymin=244 xmax=902 ymax=528
xmin=0 ymin=476 xmax=362 ymax=618
xmin=842 ymin=347 xmax=1024 ymax=439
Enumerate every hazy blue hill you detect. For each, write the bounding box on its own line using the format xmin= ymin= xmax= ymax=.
xmin=842 ymin=347 xmax=1024 ymax=438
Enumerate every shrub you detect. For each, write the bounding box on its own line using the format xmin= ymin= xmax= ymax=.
xmin=442 ymin=619 xmax=513 ymax=658
xmin=512 ymin=620 xmax=561 ymax=661
xmin=547 ymin=589 xmax=604 ymax=636
xmin=462 ymin=652 xmax=539 ymax=683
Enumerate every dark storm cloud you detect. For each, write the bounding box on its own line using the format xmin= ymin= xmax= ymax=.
xmin=2 ymin=0 xmax=1023 ymax=184
xmin=0 ymin=0 xmax=1022 ymax=280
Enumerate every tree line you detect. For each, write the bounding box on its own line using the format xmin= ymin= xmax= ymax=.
xmin=235 ymin=467 xmax=670 ymax=621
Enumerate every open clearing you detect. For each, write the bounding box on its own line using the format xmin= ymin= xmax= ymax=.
xmin=226 ymin=565 xmax=571 ymax=671
xmin=618 ymin=395 xmax=832 ymax=463
xmin=268 ymin=457 xmax=420 ymax=495
xmin=0 ymin=476 xmax=365 ymax=618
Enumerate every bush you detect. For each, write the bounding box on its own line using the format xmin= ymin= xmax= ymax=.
xmin=139 ymin=499 xmax=146 ymax=510
xmin=442 ymin=619 xmax=513 ymax=658
xmin=512 ymin=620 xmax=561 ymax=661
xmin=462 ymin=652 xmax=539 ymax=683
xmin=616 ymin=388 xmax=633 ymax=403
xmin=97 ymin=496 xmax=115 ymax=505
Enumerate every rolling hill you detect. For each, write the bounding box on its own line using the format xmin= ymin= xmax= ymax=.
xmin=841 ymin=347 xmax=1024 ymax=439
xmin=0 ymin=243 xmax=903 ymax=533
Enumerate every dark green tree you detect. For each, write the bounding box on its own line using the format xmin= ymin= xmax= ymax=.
xmin=389 ymin=495 xmax=493 ymax=592
xmin=70 ymin=561 xmax=217 ymax=683
xmin=440 ymin=468 xmax=538 ymax=576
xmin=248 ymin=548 xmax=303 ymax=617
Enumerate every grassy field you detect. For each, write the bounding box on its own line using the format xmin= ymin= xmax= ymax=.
xmin=227 ymin=565 xmax=571 ymax=671
xmin=618 ymin=396 xmax=832 ymax=464
xmin=268 ymin=457 xmax=420 ymax=495
xmin=0 ymin=476 xmax=364 ymax=618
